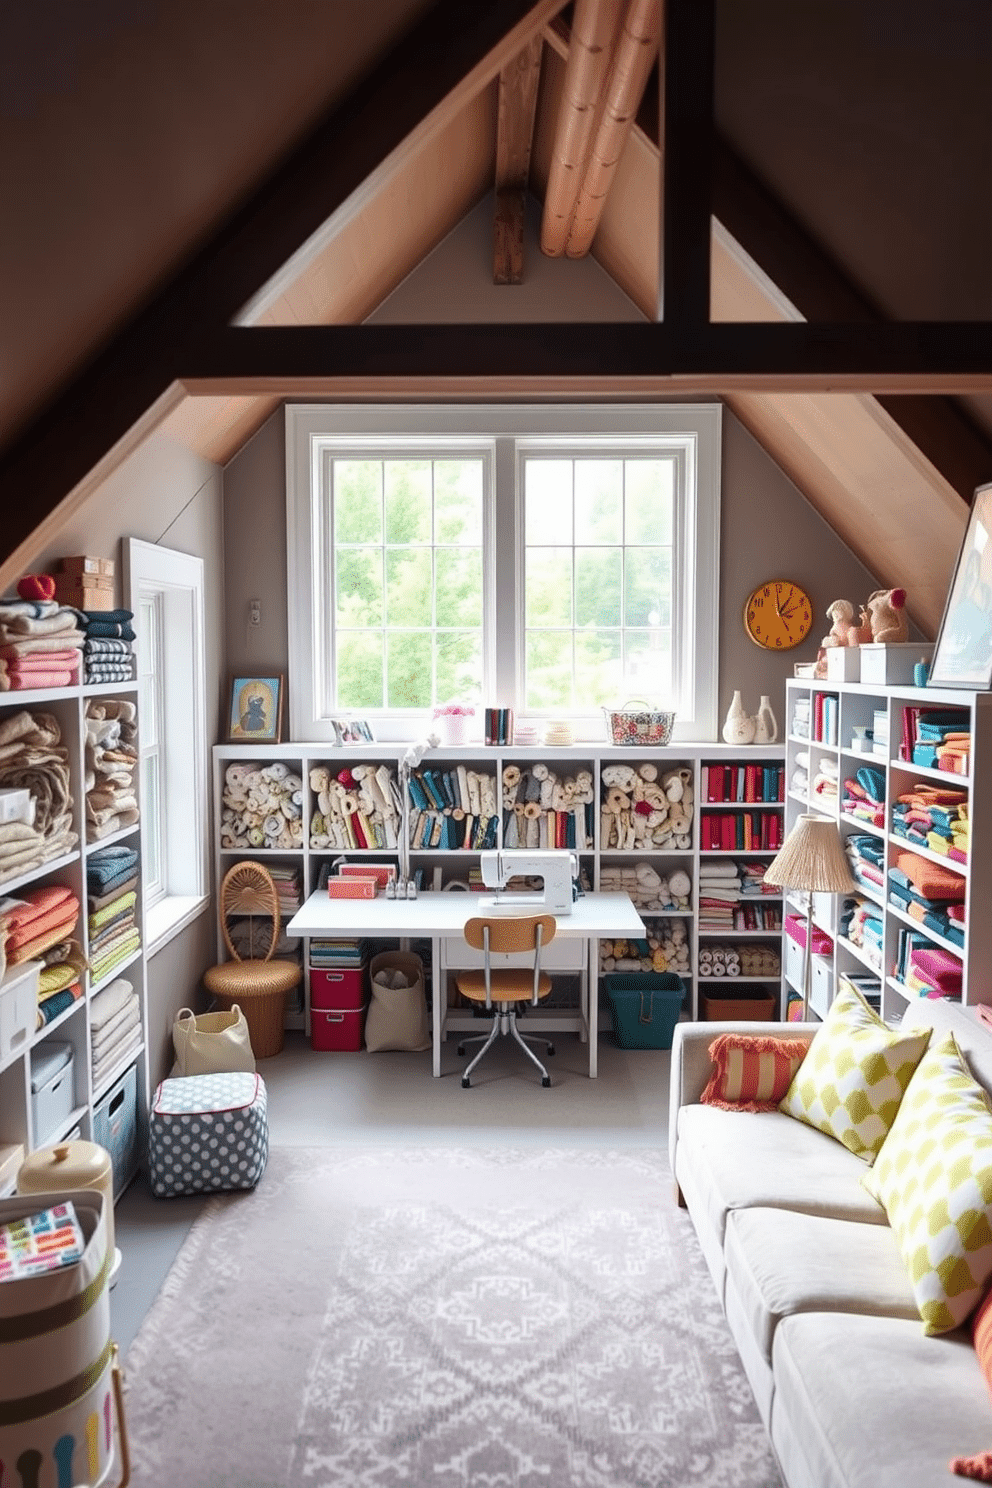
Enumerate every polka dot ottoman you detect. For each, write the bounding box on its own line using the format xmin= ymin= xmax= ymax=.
xmin=148 ymin=1070 xmax=268 ymax=1198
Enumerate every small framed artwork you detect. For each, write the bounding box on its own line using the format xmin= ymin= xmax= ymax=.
xmin=331 ymin=718 xmax=376 ymax=745
xmin=929 ymin=481 xmax=992 ymax=691
xmin=228 ymin=675 xmax=284 ymax=742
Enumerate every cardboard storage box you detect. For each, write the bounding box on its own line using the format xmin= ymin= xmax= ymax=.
xmin=92 ymin=1061 xmax=139 ymax=1197
xmin=700 ymin=988 xmax=778 ymax=1020
xmin=858 ymin=642 xmax=933 ymax=686
xmin=56 ymin=555 xmax=115 ymax=577
xmin=30 ymin=1040 xmax=75 ymax=1146
xmin=311 ymin=1005 xmax=366 ymax=1051
xmin=310 ymin=967 xmax=367 ymax=1011
xmin=0 ymin=961 xmax=40 ymax=1063
xmin=52 ymin=581 xmax=116 ymax=611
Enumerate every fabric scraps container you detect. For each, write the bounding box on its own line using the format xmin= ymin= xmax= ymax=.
xmin=0 ymin=1187 xmax=130 ymax=1488
xmin=18 ymin=1140 xmax=120 ymax=1281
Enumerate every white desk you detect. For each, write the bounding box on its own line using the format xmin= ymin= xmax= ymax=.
xmin=285 ymin=890 xmax=645 ymax=1077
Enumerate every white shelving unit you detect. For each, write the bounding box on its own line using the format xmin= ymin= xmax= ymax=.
xmin=783 ymin=677 xmax=992 ymax=1023
xmin=0 ymin=682 xmax=146 ymax=1190
xmin=213 ymin=739 xmax=787 ymax=1030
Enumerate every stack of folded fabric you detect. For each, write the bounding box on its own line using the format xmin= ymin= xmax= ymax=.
xmin=906 ymin=942 xmax=963 ymax=1000
xmin=86 ymin=844 xmax=140 ymax=986
xmin=78 ymin=608 xmax=135 ymax=686
xmin=0 ymin=709 xmax=77 ymax=870
xmin=0 ymin=883 xmax=81 ymax=967
xmin=697 ymin=860 xmax=741 ymax=930
xmin=891 ymin=782 xmax=968 ymax=861
xmin=946 ymin=901 xmax=966 ymax=950
xmin=846 ymin=900 xmax=884 ymax=965
xmin=811 ymin=755 xmax=839 ymax=804
xmin=35 ymin=941 xmax=87 ymax=1029
xmin=0 ymin=597 xmax=84 ymax=691
xmin=84 ymin=698 xmax=139 ymax=841
xmin=89 ymin=976 xmax=141 ymax=1091
xmin=844 ymin=832 xmax=885 ymax=898
xmin=840 ymin=764 xmax=885 ymax=828
xmin=840 ymin=896 xmax=884 ymax=968
xmin=911 ymin=708 xmax=971 ymax=772
xmin=790 ymin=748 xmax=810 ymax=801
xmin=887 ymin=849 xmax=966 ymax=943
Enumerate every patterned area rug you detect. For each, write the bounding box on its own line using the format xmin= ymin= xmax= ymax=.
xmin=123 ymin=1146 xmax=782 ymax=1487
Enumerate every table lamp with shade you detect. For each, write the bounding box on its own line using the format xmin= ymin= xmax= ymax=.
xmin=763 ymin=813 xmax=856 ymax=1018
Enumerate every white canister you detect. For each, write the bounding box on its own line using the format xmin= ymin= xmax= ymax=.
xmin=18 ymin=1141 xmax=118 ymax=1273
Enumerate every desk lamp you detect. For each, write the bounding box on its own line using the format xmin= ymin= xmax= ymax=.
xmin=763 ymin=813 xmax=855 ymax=1018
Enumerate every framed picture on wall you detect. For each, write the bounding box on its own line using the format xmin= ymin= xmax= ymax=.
xmin=929 ymin=481 xmax=992 ymax=691
xmin=228 ymin=675 xmax=284 ymax=742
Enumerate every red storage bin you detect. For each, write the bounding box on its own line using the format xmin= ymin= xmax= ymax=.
xmin=310 ymin=967 xmax=367 ymax=1011
xmin=311 ymin=1005 xmax=366 ymax=1051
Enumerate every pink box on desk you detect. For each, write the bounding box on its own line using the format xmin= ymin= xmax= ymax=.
xmin=340 ymin=863 xmax=396 ymax=890
xmin=327 ymin=877 xmax=377 ymax=899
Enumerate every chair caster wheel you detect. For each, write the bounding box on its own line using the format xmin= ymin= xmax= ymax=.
xmin=462 ymin=1076 xmax=471 ymax=1088
xmin=457 ymin=1044 xmax=465 ymax=1055
xmin=542 ymin=1076 xmax=551 ymax=1088
xmin=546 ymin=1044 xmax=555 ymax=1056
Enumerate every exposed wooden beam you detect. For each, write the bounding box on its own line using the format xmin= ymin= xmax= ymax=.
xmin=494 ymin=34 xmax=544 ymax=283
xmin=181 ymin=321 xmax=992 ymax=394
xmin=661 ymin=0 xmax=714 ymax=324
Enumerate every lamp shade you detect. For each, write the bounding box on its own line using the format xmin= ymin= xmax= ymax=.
xmin=763 ymin=814 xmax=856 ymax=894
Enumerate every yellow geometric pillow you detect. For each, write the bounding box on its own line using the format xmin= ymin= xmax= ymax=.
xmin=862 ymin=1032 xmax=992 ymax=1336
xmin=778 ymin=982 xmax=931 ymax=1162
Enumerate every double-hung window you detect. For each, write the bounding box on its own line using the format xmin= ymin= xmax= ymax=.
xmin=287 ymin=405 xmax=721 ymax=741
xmin=124 ymin=538 xmax=209 ymax=949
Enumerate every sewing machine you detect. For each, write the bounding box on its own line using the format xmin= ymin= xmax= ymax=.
xmin=478 ymin=849 xmax=578 ymax=915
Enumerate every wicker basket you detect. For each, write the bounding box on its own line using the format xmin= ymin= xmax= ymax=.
xmin=203 ymin=861 xmax=303 ymax=1058
xmin=604 ymin=703 xmax=677 ymax=747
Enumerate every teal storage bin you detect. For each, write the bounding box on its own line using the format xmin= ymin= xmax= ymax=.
xmin=605 ymin=973 xmax=685 ymax=1050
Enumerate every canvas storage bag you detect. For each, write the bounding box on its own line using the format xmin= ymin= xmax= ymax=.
xmin=365 ymin=951 xmax=430 ymax=1053
xmin=171 ymin=1004 xmax=255 ymax=1076
xmin=0 ymin=1187 xmax=129 ymax=1488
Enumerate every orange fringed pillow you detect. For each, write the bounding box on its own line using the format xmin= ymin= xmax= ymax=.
xmin=700 ymin=1033 xmax=811 ymax=1112
xmin=948 ymin=1289 xmax=992 ymax=1479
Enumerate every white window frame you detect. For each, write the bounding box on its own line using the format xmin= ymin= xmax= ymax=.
xmin=287 ymin=404 xmax=722 ymax=742
xmin=123 ymin=538 xmax=209 ymax=951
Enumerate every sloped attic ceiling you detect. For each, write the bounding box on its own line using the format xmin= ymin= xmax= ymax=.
xmin=2 ymin=0 xmax=991 ymax=634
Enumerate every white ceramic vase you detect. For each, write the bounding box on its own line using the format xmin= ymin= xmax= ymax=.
xmin=722 ymin=690 xmax=756 ymax=745
xmin=752 ymin=695 xmax=778 ymax=744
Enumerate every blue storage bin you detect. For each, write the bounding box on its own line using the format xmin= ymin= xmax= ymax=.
xmin=604 ymin=973 xmax=685 ymax=1050
xmin=92 ymin=1061 xmax=139 ymax=1197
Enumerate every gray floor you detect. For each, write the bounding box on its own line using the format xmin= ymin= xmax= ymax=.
xmin=111 ymin=1028 xmax=674 ymax=1356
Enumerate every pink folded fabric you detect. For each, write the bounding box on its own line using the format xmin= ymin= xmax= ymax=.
xmin=0 ymin=666 xmax=77 ymax=691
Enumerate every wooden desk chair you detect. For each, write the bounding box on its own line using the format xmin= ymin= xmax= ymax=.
xmin=455 ymin=913 xmax=557 ymax=1088
xmin=203 ymin=860 xmax=302 ymax=1058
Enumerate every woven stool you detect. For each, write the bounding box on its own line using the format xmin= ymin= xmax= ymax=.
xmin=203 ymin=861 xmax=302 ymax=1058
xmin=149 ymin=1071 xmax=268 ymax=1197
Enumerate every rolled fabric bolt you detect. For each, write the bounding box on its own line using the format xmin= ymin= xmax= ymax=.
xmin=523 ymin=800 xmax=541 ymax=819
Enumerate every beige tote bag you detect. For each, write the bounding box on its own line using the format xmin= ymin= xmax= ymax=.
xmin=171 ymin=1005 xmax=256 ymax=1076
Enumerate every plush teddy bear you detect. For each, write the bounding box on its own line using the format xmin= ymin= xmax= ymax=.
xmin=821 ymin=598 xmax=856 ymax=648
xmin=866 ymin=587 xmax=909 ymax=644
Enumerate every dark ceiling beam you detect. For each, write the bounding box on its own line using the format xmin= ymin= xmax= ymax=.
xmin=0 ymin=0 xmax=561 ymax=550
xmin=660 ymin=0 xmax=715 ymax=325
xmin=182 ymin=321 xmax=992 ymax=393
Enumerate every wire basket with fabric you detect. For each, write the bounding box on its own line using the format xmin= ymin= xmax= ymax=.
xmin=202 ymin=860 xmax=302 ymax=1058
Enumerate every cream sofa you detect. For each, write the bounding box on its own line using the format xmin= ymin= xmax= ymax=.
xmin=669 ymin=997 xmax=992 ymax=1488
